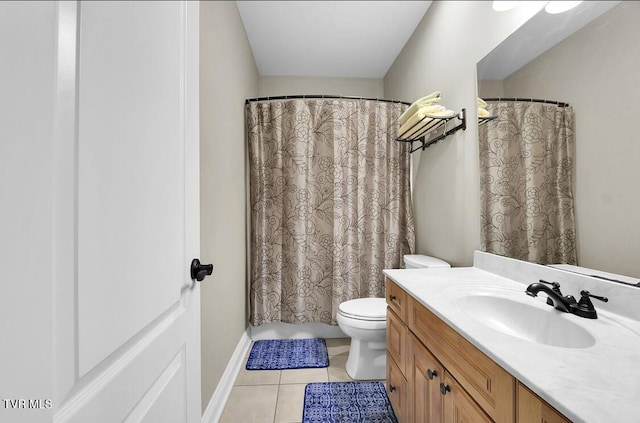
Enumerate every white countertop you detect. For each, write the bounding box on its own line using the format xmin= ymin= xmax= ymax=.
xmin=384 ymin=259 xmax=640 ymax=423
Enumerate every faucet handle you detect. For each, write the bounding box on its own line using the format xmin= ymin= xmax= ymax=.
xmin=579 ymin=290 xmax=609 ymax=304
xmin=573 ymin=290 xmax=608 ymax=319
xmin=539 ymin=279 xmax=561 ymax=292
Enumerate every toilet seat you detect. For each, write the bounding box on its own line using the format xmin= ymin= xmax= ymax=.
xmin=338 ymin=298 xmax=386 ymax=321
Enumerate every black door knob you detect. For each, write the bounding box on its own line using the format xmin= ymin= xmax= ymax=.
xmin=191 ymin=258 xmax=213 ymax=281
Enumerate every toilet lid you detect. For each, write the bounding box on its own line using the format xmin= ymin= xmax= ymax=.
xmin=338 ymin=298 xmax=387 ymax=321
xmin=404 ymin=254 xmax=450 ymax=268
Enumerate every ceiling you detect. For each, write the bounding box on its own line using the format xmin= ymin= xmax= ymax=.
xmin=235 ymin=1 xmax=432 ymax=79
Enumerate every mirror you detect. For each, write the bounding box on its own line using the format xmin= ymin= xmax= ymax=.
xmin=477 ymin=1 xmax=640 ymax=280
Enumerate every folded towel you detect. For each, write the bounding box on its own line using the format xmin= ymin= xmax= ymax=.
xmin=399 ymin=91 xmax=441 ymax=125
xmin=431 ymin=109 xmax=456 ymax=117
xmin=399 ymin=105 xmax=456 ymax=137
xmin=477 ymin=97 xmax=487 ymax=109
xmin=400 ymin=104 xmax=445 ymax=133
xmin=478 ymin=107 xmax=490 ymax=118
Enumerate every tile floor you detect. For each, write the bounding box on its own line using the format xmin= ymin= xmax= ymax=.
xmin=219 ymin=337 xmax=373 ymax=423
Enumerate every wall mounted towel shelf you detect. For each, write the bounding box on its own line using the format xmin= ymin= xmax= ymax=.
xmin=396 ymin=109 xmax=466 ymax=153
xmin=478 ymin=115 xmax=498 ymax=126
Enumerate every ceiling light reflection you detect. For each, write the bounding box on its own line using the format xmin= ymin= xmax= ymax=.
xmin=545 ymin=1 xmax=583 ymax=14
xmin=492 ymin=1 xmax=520 ymax=12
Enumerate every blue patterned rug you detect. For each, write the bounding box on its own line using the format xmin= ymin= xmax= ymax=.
xmin=302 ymin=381 xmax=398 ymax=423
xmin=245 ymin=338 xmax=329 ymax=370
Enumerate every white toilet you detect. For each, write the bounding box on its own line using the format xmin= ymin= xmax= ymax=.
xmin=336 ymin=254 xmax=450 ymax=380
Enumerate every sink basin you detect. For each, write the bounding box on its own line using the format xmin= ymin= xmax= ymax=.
xmin=457 ymin=293 xmax=596 ymax=348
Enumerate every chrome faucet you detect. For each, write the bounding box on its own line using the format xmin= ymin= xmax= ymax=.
xmin=525 ymin=279 xmax=609 ymax=319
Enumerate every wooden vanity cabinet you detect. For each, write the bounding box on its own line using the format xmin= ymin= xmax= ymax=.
xmin=386 ymin=277 xmax=513 ymax=422
xmin=386 ymin=277 xmax=569 ymax=423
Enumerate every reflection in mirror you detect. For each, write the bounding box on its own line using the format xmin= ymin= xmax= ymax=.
xmin=477 ymin=1 xmax=640 ymax=280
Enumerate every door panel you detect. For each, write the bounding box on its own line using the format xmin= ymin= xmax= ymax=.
xmin=61 ymin=1 xmax=201 ymax=421
xmin=77 ymin=0 xmax=186 ymax=375
xmin=0 ymin=1 xmax=201 ymax=422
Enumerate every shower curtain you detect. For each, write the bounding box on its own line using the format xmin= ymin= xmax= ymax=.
xmin=247 ymin=98 xmax=415 ymax=326
xmin=478 ymin=101 xmax=577 ymax=265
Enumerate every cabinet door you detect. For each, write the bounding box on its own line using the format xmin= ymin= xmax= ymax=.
xmin=443 ymin=372 xmax=493 ymax=423
xmin=517 ymin=383 xmax=571 ymax=423
xmin=387 ymin=352 xmax=408 ymax=423
xmin=410 ymin=334 xmax=444 ymax=423
xmin=387 ymin=307 xmax=408 ymax=377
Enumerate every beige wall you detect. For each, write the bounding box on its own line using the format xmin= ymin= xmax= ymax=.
xmin=384 ymin=1 xmax=546 ymax=266
xmin=477 ymin=79 xmax=504 ymax=98
xmin=199 ymin=1 xmax=259 ymax=412
xmin=259 ymin=75 xmax=384 ymax=98
xmin=498 ymin=3 xmax=640 ymax=278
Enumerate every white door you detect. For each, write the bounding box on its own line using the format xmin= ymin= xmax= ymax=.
xmin=0 ymin=2 xmax=202 ymax=422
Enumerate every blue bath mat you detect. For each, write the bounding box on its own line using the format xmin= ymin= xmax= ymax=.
xmin=245 ymin=338 xmax=329 ymax=370
xmin=302 ymin=381 xmax=398 ymax=423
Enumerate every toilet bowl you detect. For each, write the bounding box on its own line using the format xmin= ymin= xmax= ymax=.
xmin=337 ymin=298 xmax=387 ymax=380
xmin=336 ymin=254 xmax=450 ymax=380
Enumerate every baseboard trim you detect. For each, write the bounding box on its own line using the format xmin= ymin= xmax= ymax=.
xmin=201 ymin=329 xmax=251 ymax=423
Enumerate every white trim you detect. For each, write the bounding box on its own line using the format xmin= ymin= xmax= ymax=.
xmin=249 ymin=322 xmax=346 ymax=341
xmin=201 ymin=329 xmax=252 ymax=423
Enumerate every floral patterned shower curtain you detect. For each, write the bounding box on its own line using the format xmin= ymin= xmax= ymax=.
xmin=478 ymin=101 xmax=577 ymax=265
xmin=247 ymin=99 xmax=415 ymax=326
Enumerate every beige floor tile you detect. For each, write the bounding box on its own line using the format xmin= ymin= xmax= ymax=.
xmin=274 ymin=383 xmax=306 ymax=423
xmin=280 ymin=367 xmax=328 ymax=384
xmin=327 ymin=353 xmax=354 ymax=382
xmin=324 ymin=337 xmax=351 ymax=358
xmin=234 ymin=367 xmax=281 ymax=386
xmin=219 ymin=385 xmax=279 ymax=423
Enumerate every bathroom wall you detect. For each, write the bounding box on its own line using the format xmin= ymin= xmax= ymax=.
xmin=383 ymin=1 xmax=547 ymax=266
xmin=496 ymin=3 xmax=640 ymax=278
xmin=259 ymin=75 xmax=384 ymax=98
xmin=476 ymin=79 xmax=504 ymax=98
xmin=200 ymin=1 xmax=258 ymax=412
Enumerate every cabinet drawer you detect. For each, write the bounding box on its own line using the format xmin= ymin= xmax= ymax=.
xmin=386 ymin=278 xmax=407 ymax=321
xmin=387 ymin=307 xmax=408 ymax=377
xmin=517 ymin=383 xmax=570 ymax=423
xmin=408 ymin=296 xmax=515 ymax=422
xmin=387 ymin=352 xmax=408 ymax=423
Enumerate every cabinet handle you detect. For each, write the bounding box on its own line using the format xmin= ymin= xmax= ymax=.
xmin=389 ymin=294 xmax=397 ymax=301
xmin=389 ymin=385 xmax=396 ymax=392
xmin=439 ymin=382 xmax=451 ymax=395
xmin=427 ymin=369 xmax=438 ymax=380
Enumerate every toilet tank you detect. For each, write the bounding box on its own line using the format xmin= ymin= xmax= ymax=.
xmin=403 ymin=254 xmax=450 ymax=269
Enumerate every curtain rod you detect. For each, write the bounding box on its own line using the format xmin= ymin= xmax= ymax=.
xmin=245 ymin=94 xmax=410 ymax=106
xmin=484 ymin=97 xmax=570 ymax=107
